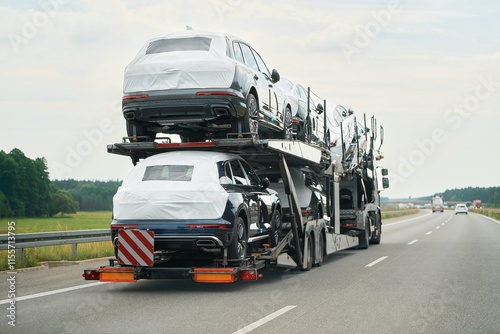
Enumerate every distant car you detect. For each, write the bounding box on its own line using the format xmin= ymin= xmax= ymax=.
xmin=275 ymin=77 xmax=328 ymax=145
xmin=122 ymin=30 xmax=292 ymax=142
xmin=257 ymin=166 xmax=326 ymax=223
xmin=455 ymin=204 xmax=468 ymax=214
xmin=111 ymin=151 xmax=282 ymax=261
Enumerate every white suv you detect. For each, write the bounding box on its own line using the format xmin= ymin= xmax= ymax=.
xmin=455 ymin=204 xmax=468 ymax=215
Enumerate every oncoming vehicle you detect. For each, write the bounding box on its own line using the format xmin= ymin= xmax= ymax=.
xmin=122 ymin=30 xmax=292 ymax=142
xmin=257 ymin=166 xmax=326 ymax=223
xmin=455 ymin=204 xmax=468 ymax=214
xmin=111 ymin=151 xmax=282 ymax=261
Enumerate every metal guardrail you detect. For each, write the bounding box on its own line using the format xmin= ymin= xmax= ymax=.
xmin=0 ymin=229 xmax=110 ymax=262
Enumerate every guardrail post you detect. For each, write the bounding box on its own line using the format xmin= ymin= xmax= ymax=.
xmin=17 ymin=248 xmax=23 ymax=264
xmin=72 ymin=244 xmax=78 ymax=260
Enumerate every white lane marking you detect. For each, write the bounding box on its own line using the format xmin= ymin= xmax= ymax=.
xmin=441 ymin=223 xmax=445 ymax=226
xmin=436 ymin=226 xmax=440 ymax=230
xmin=0 ymin=282 xmax=108 ymax=305
xmin=365 ymin=256 xmax=388 ymax=267
xmin=384 ymin=211 xmax=433 ymax=227
xmin=408 ymin=240 xmax=418 ymax=245
xmin=232 ymin=305 xmax=297 ymax=334
xmin=426 ymin=231 xmax=432 ymax=235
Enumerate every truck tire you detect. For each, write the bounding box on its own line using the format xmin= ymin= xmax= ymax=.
xmin=228 ymin=217 xmax=247 ymax=260
xmin=370 ymin=214 xmax=381 ymax=245
xmin=314 ymin=232 xmax=324 ymax=267
xmin=302 ymin=234 xmax=314 ymax=271
xmin=358 ymin=219 xmax=370 ymax=249
xmin=270 ymin=209 xmax=282 ymax=247
xmin=243 ymin=93 xmax=259 ymax=139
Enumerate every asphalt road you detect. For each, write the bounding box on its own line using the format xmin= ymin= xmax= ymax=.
xmin=1 ymin=210 xmax=499 ymax=334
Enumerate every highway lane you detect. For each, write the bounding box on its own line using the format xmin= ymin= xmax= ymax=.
xmin=1 ymin=210 xmax=499 ymax=334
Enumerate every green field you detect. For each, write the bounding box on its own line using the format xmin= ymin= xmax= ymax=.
xmin=0 ymin=211 xmax=112 ymax=234
xmin=1 ymin=212 xmax=114 ymax=271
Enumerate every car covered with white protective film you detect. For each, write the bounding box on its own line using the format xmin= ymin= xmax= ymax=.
xmin=111 ymin=151 xmax=282 ymax=261
xmin=122 ymin=30 xmax=292 ymax=142
xmin=275 ymin=77 xmax=328 ymax=146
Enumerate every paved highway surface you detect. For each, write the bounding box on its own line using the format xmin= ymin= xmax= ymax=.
xmin=1 ymin=210 xmax=499 ymax=334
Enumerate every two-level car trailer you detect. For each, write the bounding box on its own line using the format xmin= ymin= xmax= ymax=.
xmin=83 ymin=137 xmax=364 ymax=283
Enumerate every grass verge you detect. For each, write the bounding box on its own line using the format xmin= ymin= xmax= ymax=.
xmin=469 ymin=208 xmax=500 ymax=221
xmin=1 ymin=212 xmax=113 ymax=270
xmin=382 ymin=209 xmax=419 ymax=220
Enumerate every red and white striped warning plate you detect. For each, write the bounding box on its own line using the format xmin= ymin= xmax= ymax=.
xmin=118 ymin=229 xmax=154 ymax=267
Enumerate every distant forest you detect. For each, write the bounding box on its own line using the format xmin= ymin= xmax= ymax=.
xmin=52 ymin=179 xmax=121 ymax=211
xmin=413 ymin=187 xmax=500 ymax=207
xmin=0 ymin=149 xmax=120 ymax=217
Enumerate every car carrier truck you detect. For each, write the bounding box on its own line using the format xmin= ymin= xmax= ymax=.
xmin=83 ymin=114 xmax=389 ymax=284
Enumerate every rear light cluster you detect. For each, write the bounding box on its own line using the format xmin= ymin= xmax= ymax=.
xmin=195 ymin=91 xmax=238 ymax=97
xmin=123 ymin=94 xmax=149 ymax=100
xmin=111 ymin=225 xmax=138 ymax=230
xmin=301 ymin=209 xmax=313 ymax=216
xmin=187 ymin=224 xmax=228 ymax=229
xmin=82 ymin=269 xmax=99 ymax=280
xmin=239 ymin=270 xmax=262 ymax=281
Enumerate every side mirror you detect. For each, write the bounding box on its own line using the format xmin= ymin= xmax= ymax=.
xmin=271 ymin=69 xmax=280 ymax=83
xmin=382 ymin=177 xmax=389 ymax=189
xmin=316 ymin=103 xmax=324 ymax=114
xmin=260 ymin=176 xmax=270 ymax=189
xmin=381 ymin=168 xmax=388 ymax=176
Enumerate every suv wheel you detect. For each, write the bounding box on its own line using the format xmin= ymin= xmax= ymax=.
xmin=228 ymin=217 xmax=247 ymax=260
xmin=243 ymin=93 xmax=259 ymax=139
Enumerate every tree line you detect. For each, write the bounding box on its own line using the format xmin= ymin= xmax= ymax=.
xmin=52 ymin=179 xmax=121 ymax=211
xmin=440 ymin=187 xmax=500 ymax=207
xmin=0 ymin=149 xmax=120 ymax=217
xmin=415 ymin=187 xmax=500 ymax=207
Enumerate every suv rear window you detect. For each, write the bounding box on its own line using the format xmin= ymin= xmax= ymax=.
xmin=146 ymin=37 xmax=212 ymax=54
xmin=143 ymin=165 xmax=194 ymax=181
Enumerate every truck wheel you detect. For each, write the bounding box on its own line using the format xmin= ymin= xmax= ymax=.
xmin=314 ymin=233 xmax=324 ymax=267
xmin=228 ymin=217 xmax=247 ymax=260
xmin=282 ymin=107 xmax=293 ymax=140
xmin=370 ymin=214 xmax=381 ymax=245
xmin=302 ymin=234 xmax=314 ymax=271
xmin=243 ymin=93 xmax=259 ymax=139
xmin=270 ymin=209 xmax=282 ymax=247
xmin=358 ymin=219 xmax=370 ymax=249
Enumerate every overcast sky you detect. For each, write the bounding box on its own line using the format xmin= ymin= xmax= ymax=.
xmin=1 ymin=0 xmax=499 ymax=199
